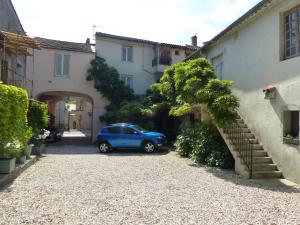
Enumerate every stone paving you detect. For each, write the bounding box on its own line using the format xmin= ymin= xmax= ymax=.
xmin=0 ymin=142 xmax=300 ymax=225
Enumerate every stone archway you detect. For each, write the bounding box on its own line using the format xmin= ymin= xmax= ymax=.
xmin=36 ymin=91 xmax=95 ymax=143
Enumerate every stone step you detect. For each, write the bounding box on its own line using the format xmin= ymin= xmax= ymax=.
xmin=252 ymin=144 xmax=263 ymax=150
xmin=252 ymin=163 xmax=278 ymax=171
xmin=253 ymin=157 xmax=273 ymax=164
xmin=241 ymin=128 xmax=251 ymax=133
xmin=237 ymin=123 xmax=248 ymax=128
xmin=252 ymin=171 xmax=283 ymax=179
xmin=236 ymin=118 xmax=244 ymax=123
xmin=228 ymin=133 xmax=255 ymax=139
xmin=252 ymin=150 xmax=268 ymax=157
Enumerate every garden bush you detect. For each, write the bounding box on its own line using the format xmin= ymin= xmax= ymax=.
xmin=0 ymin=83 xmax=32 ymax=158
xmin=27 ymin=101 xmax=49 ymax=136
xmin=175 ymin=122 xmax=234 ymax=169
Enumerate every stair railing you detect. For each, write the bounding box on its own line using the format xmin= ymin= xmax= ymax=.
xmin=223 ymin=122 xmax=253 ymax=178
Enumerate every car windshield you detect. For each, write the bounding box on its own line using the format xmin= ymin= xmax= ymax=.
xmin=131 ymin=125 xmax=148 ymax=133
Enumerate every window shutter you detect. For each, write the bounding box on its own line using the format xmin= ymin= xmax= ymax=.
xmin=128 ymin=47 xmax=133 ymax=62
xmin=55 ymin=54 xmax=62 ymax=75
xmin=121 ymin=47 xmax=126 ymax=61
xmin=63 ymin=54 xmax=70 ymax=75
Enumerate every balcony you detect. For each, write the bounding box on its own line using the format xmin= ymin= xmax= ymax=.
xmin=152 ymin=57 xmax=172 ymax=75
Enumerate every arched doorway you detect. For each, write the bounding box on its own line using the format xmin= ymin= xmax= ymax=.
xmin=36 ymin=91 xmax=94 ymax=145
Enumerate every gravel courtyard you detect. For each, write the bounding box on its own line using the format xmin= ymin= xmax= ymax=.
xmin=0 ymin=144 xmax=300 ymax=225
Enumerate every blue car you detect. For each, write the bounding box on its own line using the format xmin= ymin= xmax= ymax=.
xmin=97 ymin=123 xmax=166 ymax=153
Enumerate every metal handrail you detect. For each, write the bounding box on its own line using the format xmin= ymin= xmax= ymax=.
xmin=224 ymin=122 xmax=253 ymax=178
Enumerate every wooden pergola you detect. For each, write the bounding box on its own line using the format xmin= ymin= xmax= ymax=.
xmin=0 ymin=30 xmax=40 ymax=56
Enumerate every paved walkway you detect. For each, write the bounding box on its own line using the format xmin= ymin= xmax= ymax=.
xmin=0 ymin=144 xmax=300 ymax=225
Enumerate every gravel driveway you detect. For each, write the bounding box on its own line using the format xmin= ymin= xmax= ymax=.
xmin=0 ymin=144 xmax=300 ymax=225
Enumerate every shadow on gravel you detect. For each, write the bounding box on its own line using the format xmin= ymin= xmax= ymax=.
xmin=105 ymin=148 xmax=170 ymax=157
xmin=188 ymin=163 xmax=300 ymax=193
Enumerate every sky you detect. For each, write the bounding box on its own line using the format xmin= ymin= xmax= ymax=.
xmin=11 ymin=0 xmax=261 ymax=46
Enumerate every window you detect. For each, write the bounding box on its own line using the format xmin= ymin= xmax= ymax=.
xmin=107 ymin=127 xmax=121 ymax=134
xmin=175 ymin=50 xmax=180 ymax=55
xmin=121 ymin=46 xmax=133 ymax=62
xmin=159 ymin=50 xmax=171 ymax=65
xmin=120 ymin=75 xmax=133 ymax=88
xmin=284 ymin=6 xmax=300 ymax=58
xmin=283 ymin=110 xmax=299 ymax=138
xmin=212 ymin=55 xmax=223 ymax=80
xmin=124 ymin=127 xmax=136 ymax=135
xmin=55 ymin=53 xmax=70 ymax=76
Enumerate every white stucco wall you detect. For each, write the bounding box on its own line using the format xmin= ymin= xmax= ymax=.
xmin=27 ymin=48 xmax=108 ymax=141
xmin=96 ymin=37 xmax=157 ymax=95
xmin=205 ymin=0 xmax=300 ymax=184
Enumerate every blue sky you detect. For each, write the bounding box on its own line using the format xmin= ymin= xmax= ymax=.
xmin=12 ymin=0 xmax=261 ymax=46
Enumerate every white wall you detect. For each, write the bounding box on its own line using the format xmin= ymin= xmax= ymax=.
xmin=96 ymin=37 xmax=157 ymax=95
xmin=205 ymin=0 xmax=300 ymax=184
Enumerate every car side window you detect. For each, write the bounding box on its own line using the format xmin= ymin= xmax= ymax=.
xmin=107 ymin=127 xmax=121 ymax=134
xmin=124 ymin=127 xmax=136 ymax=135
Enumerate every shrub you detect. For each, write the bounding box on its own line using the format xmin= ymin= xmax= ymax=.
xmin=175 ymin=122 xmax=234 ymax=169
xmin=27 ymin=101 xmax=49 ymax=136
xmin=0 ymin=83 xmax=32 ymax=158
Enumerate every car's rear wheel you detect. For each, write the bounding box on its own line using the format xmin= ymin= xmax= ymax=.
xmin=98 ymin=142 xmax=111 ymax=153
xmin=143 ymin=141 xmax=156 ymax=153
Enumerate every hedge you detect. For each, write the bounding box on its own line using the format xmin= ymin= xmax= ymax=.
xmin=27 ymin=101 xmax=49 ymax=136
xmin=0 ymin=83 xmax=32 ymax=158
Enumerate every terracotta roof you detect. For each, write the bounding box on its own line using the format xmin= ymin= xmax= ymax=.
xmin=186 ymin=0 xmax=274 ymax=60
xmin=34 ymin=37 xmax=93 ymax=53
xmin=96 ymin=32 xmax=199 ymax=51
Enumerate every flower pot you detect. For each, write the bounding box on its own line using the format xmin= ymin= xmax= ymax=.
xmin=32 ymin=144 xmax=45 ymax=156
xmin=0 ymin=158 xmax=16 ymax=174
xmin=25 ymin=144 xmax=34 ymax=159
xmin=17 ymin=155 xmax=27 ymax=164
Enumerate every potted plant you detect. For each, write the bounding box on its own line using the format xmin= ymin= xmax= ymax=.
xmin=0 ymin=140 xmax=22 ymax=174
xmin=25 ymin=144 xmax=34 ymax=159
xmin=16 ymin=147 xmax=27 ymax=164
xmin=283 ymin=134 xmax=299 ymax=145
xmin=32 ymin=129 xmax=49 ymax=155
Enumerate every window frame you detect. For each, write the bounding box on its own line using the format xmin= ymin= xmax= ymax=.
xmin=54 ymin=53 xmax=70 ymax=77
xmin=121 ymin=46 xmax=133 ymax=62
xmin=284 ymin=5 xmax=300 ymax=59
xmin=120 ymin=74 xmax=133 ymax=88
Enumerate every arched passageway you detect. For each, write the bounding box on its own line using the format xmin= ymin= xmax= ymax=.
xmin=37 ymin=91 xmax=94 ymax=145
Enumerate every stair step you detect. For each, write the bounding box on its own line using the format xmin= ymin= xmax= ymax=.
xmin=253 ymin=157 xmax=273 ymax=164
xmin=252 ymin=144 xmax=263 ymax=150
xmin=249 ymin=139 xmax=259 ymax=144
xmin=252 ymin=164 xmax=278 ymax=171
xmin=226 ymin=133 xmax=255 ymax=139
xmin=241 ymin=128 xmax=251 ymax=133
xmin=236 ymin=118 xmax=244 ymax=123
xmin=237 ymin=123 xmax=248 ymax=128
xmin=252 ymin=150 xmax=268 ymax=157
xmin=252 ymin=171 xmax=283 ymax=179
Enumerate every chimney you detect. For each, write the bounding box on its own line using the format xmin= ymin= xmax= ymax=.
xmin=86 ymin=38 xmax=90 ymax=45
xmin=191 ymin=35 xmax=198 ymax=47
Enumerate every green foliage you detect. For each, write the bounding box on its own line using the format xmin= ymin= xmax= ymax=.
xmin=197 ymin=79 xmax=239 ymax=127
xmin=87 ymin=57 xmax=134 ymax=103
xmin=157 ymin=58 xmax=216 ymax=106
xmin=0 ymin=83 xmax=32 ymax=158
xmin=174 ymin=122 xmax=234 ymax=169
xmin=27 ymin=101 xmax=49 ymax=135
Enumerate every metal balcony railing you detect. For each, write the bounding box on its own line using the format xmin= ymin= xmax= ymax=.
xmin=223 ymin=122 xmax=253 ymax=178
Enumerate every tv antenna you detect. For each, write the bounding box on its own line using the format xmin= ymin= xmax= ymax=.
xmin=93 ymin=24 xmax=104 ymax=40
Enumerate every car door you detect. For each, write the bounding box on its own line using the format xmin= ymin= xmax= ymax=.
xmin=122 ymin=127 xmax=143 ymax=148
xmin=106 ymin=126 xmax=122 ymax=148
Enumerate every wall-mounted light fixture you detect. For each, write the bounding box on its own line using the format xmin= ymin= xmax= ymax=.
xmin=263 ymin=86 xmax=276 ymax=99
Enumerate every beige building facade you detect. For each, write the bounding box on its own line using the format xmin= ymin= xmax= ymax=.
xmin=27 ymin=38 xmax=108 ymax=141
xmin=201 ymin=0 xmax=300 ymax=184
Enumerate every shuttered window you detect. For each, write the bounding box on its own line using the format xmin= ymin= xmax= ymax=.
xmin=121 ymin=46 xmax=133 ymax=62
xmin=285 ymin=6 xmax=300 ymax=59
xmin=55 ymin=53 xmax=70 ymax=76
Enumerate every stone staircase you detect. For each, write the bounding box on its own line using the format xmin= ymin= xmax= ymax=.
xmin=218 ymin=116 xmax=282 ymax=179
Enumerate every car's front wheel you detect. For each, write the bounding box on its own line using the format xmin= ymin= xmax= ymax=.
xmin=143 ymin=141 xmax=156 ymax=153
xmin=98 ymin=142 xmax=111 ymax=153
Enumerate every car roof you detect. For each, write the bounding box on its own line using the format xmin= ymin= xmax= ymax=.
xmin=107 ymin=123 xmax=134 ymax=127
